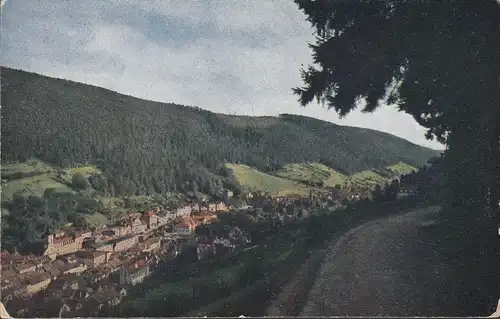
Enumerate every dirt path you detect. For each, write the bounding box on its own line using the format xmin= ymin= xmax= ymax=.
xmin=300 ymin=206 xmax=486 ymax=317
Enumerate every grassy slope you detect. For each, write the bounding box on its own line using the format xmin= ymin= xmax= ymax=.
xmin=2 ymin=158 xmax=198 ymax=230
xmin=273 ymin=161 xmax=417 ymax=189
xmin=1 ymin=175 xmax=72 ymax=201
xmin=1 ymin=159 xmax=103 ymax=201
xmin=275 ymin=163 xmax=347 ymax=188
xmin=347 ymin=162 xmax=418 ymax=188
xmin=349 ymin=170 xmax=389 ymax=187
xmin=386 ymin=162 xmax=418 ymax=175
xmin=227 ymin=161 xmax=419 ymax=194
xmin=1 ymin=160 xmax=54 ymax=178
xmin=224 ymin=163 xmax=311 ymax=196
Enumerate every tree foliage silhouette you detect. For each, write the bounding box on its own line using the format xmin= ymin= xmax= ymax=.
xmin=293 ymin=0 xmax=500 ymax=312
xmin=293 ymin=0 xmax=500 ymax=223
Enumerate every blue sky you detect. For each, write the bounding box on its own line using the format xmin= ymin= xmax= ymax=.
xmin=1 ymin=0 xmax=444 ymax=150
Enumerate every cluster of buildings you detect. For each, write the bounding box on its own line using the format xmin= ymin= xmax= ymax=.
xmin=1 ymin=191 xmax=362 ymax=318
xmin=1 ymin=186 xmax=376 ymax=318
xmin=0 ymin=247 xmax=171 ymax=317
xmin=1 ymin=201 xmax=229 ymax=317
xmin=172 ymin=214 xmax=218 ymax=234
xmin=193 ymin=226 xmax=253 ymax=261
xmin=1 ymin=232 xmax=180 ymax=316
xmin=41 ymin=202 xmax=227 ymax=258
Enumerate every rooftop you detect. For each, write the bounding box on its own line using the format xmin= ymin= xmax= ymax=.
xmin=126 ymin=259 xmax=149 ymax=274
xmin=144 ymin=210 xmax=156 ymax=217
xmin=26 ymin=272 xmax=52 ymax=285
xmin=49 ymin=267 xmax=62 ymax=278
xmin=142 ymin=237 xmax=160 ymax=247
xmin=109 ymin=234 xmax=138 ymax=245
xmin=77 ymin=251 xmax=107 ymax=258
xmin=175 ymin=222 xmax=191 ymax=227
xmin=15 ymin=262 xmax=36 ymax=271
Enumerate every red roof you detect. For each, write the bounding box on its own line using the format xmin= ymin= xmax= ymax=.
xmin=144 ymin=210 xmax=156 ymax=217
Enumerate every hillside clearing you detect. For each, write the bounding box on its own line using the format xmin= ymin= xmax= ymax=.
xmin=1 ymin=160 xmax=104 ymax=202
xmin=59 ymin=165 xmax=102 ymax=183
xmin=80 ymin=213 xmax=110 ymax=228
xmin=224 ymin=163 xmax=310 ymax=196
xmin=1 ymin=159 xmax=56 ymax=179
xmin=275 ymin=162 xmax=347 ymax=188
xmin=1 ymin=174 xmax=73 ymax=201
xmin=386 ymin=162 xmax=418 ymax=175
xmin=350 ymin=170 xmax=389 ymax=187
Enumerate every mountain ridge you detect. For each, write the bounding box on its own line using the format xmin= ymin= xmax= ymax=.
xmin=0 ymin=66 xmax=441 ymax=151
xmin=1 ymin=66 xmax=440 ymax=198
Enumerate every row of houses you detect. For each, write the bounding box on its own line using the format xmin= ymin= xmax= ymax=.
xmin=40 ymin=201 xmax=228 ymax=260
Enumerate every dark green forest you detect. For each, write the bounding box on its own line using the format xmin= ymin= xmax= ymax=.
xmin=1 ymin=67 xmax=438 ymax=197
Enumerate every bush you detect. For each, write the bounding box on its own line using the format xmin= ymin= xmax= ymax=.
xmin=71 ymin=173 xmax=89 ymax=190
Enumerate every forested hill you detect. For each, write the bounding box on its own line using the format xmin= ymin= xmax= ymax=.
xmin=1 ymin=67 xmax=439 ymax=197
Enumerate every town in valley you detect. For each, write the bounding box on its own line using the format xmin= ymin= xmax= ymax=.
xmin=1 ymin=182 xmax=417 ymax=317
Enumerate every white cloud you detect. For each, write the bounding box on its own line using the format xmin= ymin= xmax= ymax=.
xmin=2 ymin=0 xmax=444 ymax=150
